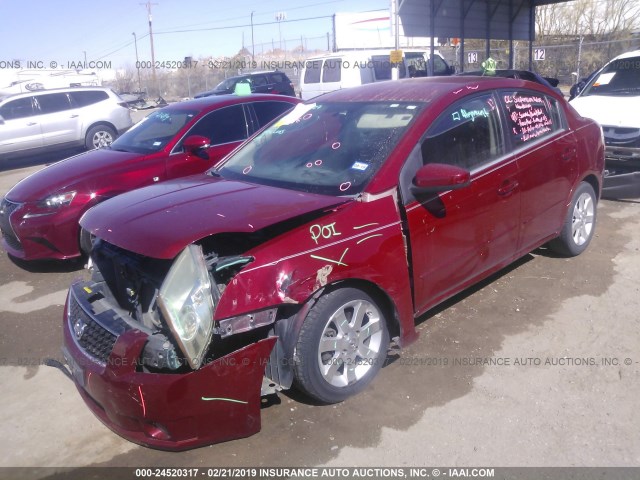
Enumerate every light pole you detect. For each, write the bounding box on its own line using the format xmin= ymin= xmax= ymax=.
xmin=276 ymin=12 xmax=286 ymax=51
xmin=132 ymin=32 xmax=142 ymax=92
xmin=251 ymin=11 xmax=255 ymax=64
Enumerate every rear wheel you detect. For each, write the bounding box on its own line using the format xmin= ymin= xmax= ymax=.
xmin=293 ymin=288 xmax=389 ymax=404
xmin=549 ymin=182 xmax=597 ymax=256
xmin=85 ymin=125 xmax=116 ymax=149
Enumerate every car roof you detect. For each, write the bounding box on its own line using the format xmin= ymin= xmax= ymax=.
xmin=312 ymin=76 xmax=556 ymax=103
xmin=227 ymin=71 xmax=286 ymax=80
xmin=0 ymin=86 xmax=112 ymax=101
xmin=611 ymin=49 xmax=640 ymax=61
xmin=304 ymin=49 xmax=444 ymax=62
xmin=164 ymin=93 xmax=299 ymax=112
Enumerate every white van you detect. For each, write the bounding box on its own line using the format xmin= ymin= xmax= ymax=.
xmin=300 ymin=49 xmax=453 ymax=100
xmin=570 ymin=50 xmax=640 ymax=198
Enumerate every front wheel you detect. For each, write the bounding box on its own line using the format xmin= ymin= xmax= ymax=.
xmin=293 ymin=288 xmax=389 ymax=404
xmin=85 ymin=125 xmax=116 ymax=149
xmin=548 ymin=182 xmax=597 ymax=257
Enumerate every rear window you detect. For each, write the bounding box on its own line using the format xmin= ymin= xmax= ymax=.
xmin=69 ymin=90 xmax=109 ymax=107
xmin=304 ymin=60 xmax=322 ymax=84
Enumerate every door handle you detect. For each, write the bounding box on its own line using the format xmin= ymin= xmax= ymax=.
xmin=498 ymin=179 xmax=519 ymax=196
xmin=70 ymin=114 xmax=79 ymax=118
xmin=27 ymin=122 xmax=38 ymax=126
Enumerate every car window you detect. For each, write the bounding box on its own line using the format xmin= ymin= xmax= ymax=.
xmin=501 ymin=90 xmax=560 ymax=146
xmin=36 ymin=93 xmax=72 ymax=113
xmin=186 ymin=104 xmax=248 ymax=146
xmin=252 ymin=76 xmax=268 ymax=87
xmin=68 ymin=90 xmax=109 ymax=107
xmin=322 ymin=59 xmax=342 ymax=83
xmin=582 ymin=55 xmax=640 ymax=96
xmin=215 ymin=78 xmax=238 ymax=91
xmin=269 ymin=73 xmax=287 ymax=84
xmin=304 ymin=60 xmax=322 ymax=84
xmin=252 ymin=101 xmax=296 ymax=128
xmin=371 ymin=55 xmax=408 ymax=80
xmin=111 ymin=108 xmax=198 ymax=154
xmin=431 ymin=55 xmax=449 ymax=75
xmin=422 ymin=93 xmax=503 ymax=170
xmin=0 ymin=97 xmax=35 ymax=120
xmin=217 ymin=101 xmax=423 ymax=196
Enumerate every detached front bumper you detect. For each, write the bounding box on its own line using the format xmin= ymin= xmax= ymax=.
xmin=62 ymin=284 xmax=276 ymax=451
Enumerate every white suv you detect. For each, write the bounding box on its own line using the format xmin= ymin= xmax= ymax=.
xmin=0 ymin=87 xmax=133 ymax=158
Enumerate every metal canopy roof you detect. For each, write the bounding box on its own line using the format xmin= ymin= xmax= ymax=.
xmin=398 ymin=0 xmax=572 ymax=41
xmin=396 ymin=0 xmax=573 ymax=70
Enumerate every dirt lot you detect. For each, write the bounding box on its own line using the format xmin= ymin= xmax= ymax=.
xmin=0 ymin=161 xmax=638 ymax=478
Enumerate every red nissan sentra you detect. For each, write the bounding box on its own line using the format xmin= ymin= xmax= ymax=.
xmin=62 ymin=77 xmax=604 ymax=450
xmin=0 ymin=94 xmax=299 ymax=261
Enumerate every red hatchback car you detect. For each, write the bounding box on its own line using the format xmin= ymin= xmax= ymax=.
xmin=0 ymin=94 xmax=299 ymax=261
xmin=63 ymin=77 xmax=604 ymax=450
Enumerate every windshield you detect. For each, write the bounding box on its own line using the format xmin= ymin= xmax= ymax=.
xmin=216 ymin=101 xmax=422 ymax=196
xmin=215 ymin=77 xmax=242 ymax=91
xmin=581 ymin=55 xmax=640 ymax=96
xmin=110 ymin=108 xmax=198 ymax=154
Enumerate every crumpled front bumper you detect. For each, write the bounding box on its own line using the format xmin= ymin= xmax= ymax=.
xmin=62 ymin=286 xmax=276 ymax=451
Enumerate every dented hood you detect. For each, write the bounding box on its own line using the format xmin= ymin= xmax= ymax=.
xmin=81 ymin=174 xmax=348 ymax=259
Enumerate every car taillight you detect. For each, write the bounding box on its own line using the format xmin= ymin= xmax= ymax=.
xmin=117 ymin=102 xmax=129 ymax=109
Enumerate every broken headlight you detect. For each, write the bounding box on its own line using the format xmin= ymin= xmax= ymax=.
xmin=157 ymin=245 xmax=215 ymax=369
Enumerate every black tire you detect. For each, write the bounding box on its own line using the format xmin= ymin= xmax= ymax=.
xmin=293 ymin=287 xmax=389 ymax=404
xmin=548 ymin=182 xmax=597 ymax=257
xmin=79 ymin=227 xmax=95 ymax=257
xmin=85 ymin=125 xmax=116 ymax=149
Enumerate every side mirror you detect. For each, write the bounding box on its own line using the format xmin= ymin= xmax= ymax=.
xmin=0 ymin=114 xmax=5 ymax=125
xmin=183 ymin=135 xmax=211 ymax=159
xmin=412 ymin=163 xmax=470 ymax=192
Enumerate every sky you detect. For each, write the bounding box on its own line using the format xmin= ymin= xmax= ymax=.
xmin=0 ymin=0 xmax=390 ymax=71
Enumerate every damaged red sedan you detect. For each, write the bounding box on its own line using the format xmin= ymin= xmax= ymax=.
xmin=62 ymin=77 xmax=604 ymax=450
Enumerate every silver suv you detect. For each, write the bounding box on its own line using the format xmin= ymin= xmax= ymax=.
xmin=0 ymin=87 xmax=133 ymax=158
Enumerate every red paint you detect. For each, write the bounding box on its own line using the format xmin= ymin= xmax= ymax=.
xmin=66 ymin=76 xmax=603 ymax=450
xmin=2 ymin=94 xmax=299 ymax=260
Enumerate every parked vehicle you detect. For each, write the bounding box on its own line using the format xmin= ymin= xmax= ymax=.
xmin=0 ymin=94 xmax=299 ymax=261
xmin=458 ymin=69 xmax=562 ymax=96
xmin=570 ymin=50 xmax=640 ymax=198
xmin=0 ymin=87 xmax=132 ymax=157
xmin=300 ymin=49 xmax=454 ymax=100
xmin=194 ymin=71 xmax=295 ymax=98
xmin=63 ymin=77 xmax=603 ymax=450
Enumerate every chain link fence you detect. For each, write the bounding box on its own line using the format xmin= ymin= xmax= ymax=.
xmin=111 ymin=33 xmax=639 ymax=99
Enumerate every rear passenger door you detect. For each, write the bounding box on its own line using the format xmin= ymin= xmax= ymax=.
xmin=400 ymin=92 xmax=521 ymax=315
xmin=35 ymin=92 xmax=81 ymax=146
xmin=499 ymin=90 xmax=577 ymax=253
xmin=0 ymin=96 xmax=43 ymax=154
xmin=167 ymin=104 xmax=250 ymax=178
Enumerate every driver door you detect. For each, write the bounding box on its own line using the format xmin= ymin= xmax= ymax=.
xmin=167 ymin=104 xmax=250 ymax=178
xmin=400 ymin=92 xmax=521 ymax=316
